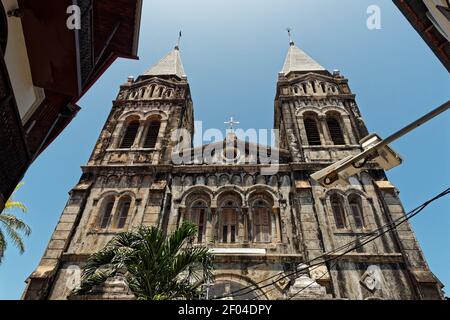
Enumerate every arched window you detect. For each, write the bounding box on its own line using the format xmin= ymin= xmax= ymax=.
xmin=149 ymin=85 xmax=156 ymax=98
xmin=99 ymin=197 xmax=115 ymax=229
xmin=115 ymin=197 xmax=131 ymax=229
xmin=326 ymin=116 xmax=345 ymax=145
xmin=252 ymin=200 xmax=271 ymax=243
xmin=331 ymin=195 xmax=346 ymax=229
xmin=349 ymin=195 xmax=365 ymax=228
xmin=143 ymin=120 xmax=161 ymax=148
xmin=304 ymin=118 xmax=322 ymax=146
xmin=302 ymin=83 xmax=307 ymax=94
xmin=139 ymin=88 xmax=145 ymax=98
xmin=220 ymin=200 xmax=239 ymax=243
xmin=120 ymin=121 xmax=140 ymax=148
xmin=189 ymin=200 xmax=208 ymax=243
xmin=320 ymin=83 xmax=326 ymax=93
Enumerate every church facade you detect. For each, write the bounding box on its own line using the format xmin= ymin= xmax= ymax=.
xmin=23 ymin=40 xmax=444 ymax=300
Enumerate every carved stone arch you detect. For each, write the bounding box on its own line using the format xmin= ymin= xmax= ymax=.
xmin=208 ymin=273 xmax=269 ymax=300
xmin=324 ymin=188 xmax=346 ymax=199
xmin=117 ymin=190 xmax=137 ymax=199
xmin=246 ymin=186 xmax=279 ymax=208
xmin=215 ymin=187 xmax=245 ymax=207
xmin=344 ymin=188 xmax=369 ymax=199
xmin=179 ymin=186 xmax=214 ymax=207
xmin=144 ymin=110 xmax=168 ymax=121
xmin=295 ymin=106 xmax=322 ymax=117
xmin=323 ymin=107 xmax=348 ymax=117
xmin=119 ymin=111 xmax=145 ymax=122
xmin=98 ymin=190 xmax=119 ymax=200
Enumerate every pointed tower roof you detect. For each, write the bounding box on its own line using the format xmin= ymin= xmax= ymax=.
xmin=144 ymin=46 xmax=186 ymax=78
xmin=281 ymin=42 xmax=325 ymax=75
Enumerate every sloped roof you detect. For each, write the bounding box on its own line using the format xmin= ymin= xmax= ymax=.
xmin=281 ymin=42 xmax=325 ymax=74
xmin=144 ymin=47 xmax=186 ymax=78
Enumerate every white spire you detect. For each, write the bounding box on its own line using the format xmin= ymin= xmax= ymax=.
xmin=144 ymin=32 xmax=186 ymax=78
xmin=281 ymin=42 xmax=325 ymax=74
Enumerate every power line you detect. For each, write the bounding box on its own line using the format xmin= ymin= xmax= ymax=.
xmin=213 ymin=187 xmax=449 ymax=300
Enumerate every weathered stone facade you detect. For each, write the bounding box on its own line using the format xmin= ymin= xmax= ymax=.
xmin=23 ymin=43 xmax=444 ymax=300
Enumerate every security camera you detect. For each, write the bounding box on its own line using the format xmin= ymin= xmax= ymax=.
xmin=310 ymin=155 xmax=356 ymax=188
xmin=360 ymin=133 xmax=402 ymax=171
xmin=311 ymin=133 xmax=403 ymax=188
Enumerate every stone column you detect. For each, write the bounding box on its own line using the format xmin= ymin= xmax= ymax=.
xmin=112 ymin=121 xmax=125 ymax=148
xmin=242 ymin=207 xmax=249 ymax=244
xmin=133 ymin=120 xmax=146 ymax=148
xmin=273 ymin=207 xmax=282 ymax=244
xmin=319 ymin=115 xmax=332 ymax=145
xmin=341 ymin=115 xmax=356 ymax=145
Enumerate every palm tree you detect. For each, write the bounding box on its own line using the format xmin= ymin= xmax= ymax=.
xmin=76 ymin=222 xmax=214 ymax=300
xmin=0 ymin=182 xmax=31 ymax=263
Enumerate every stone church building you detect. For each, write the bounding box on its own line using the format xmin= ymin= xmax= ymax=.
xmin=23 ymin=39 xmax=443 ymax=300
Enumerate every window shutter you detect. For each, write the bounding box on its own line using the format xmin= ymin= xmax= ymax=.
xmin=120 ymin=122 xmax=139 ymax=148
xmin=143 ymin=121 xmax=161 ymax=148
xmin=327 ymin=118 xmax=345 ymax=145
xmin=304 ymin=118 xmax=322 ymax=145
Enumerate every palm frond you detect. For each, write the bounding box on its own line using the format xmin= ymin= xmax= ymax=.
xmin=0 ymin=214 xmax=32 ymax=236
xmin=0 ymin=230 xmax=6 ymax=264
xmin=76 ymin=224 xmax=213 ymax=300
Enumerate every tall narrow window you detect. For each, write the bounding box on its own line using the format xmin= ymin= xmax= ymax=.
xmin=149 ymin=85 xmax=156 ymax=97
xmin=331 ymin=195 xmax=346 ymax=229
xmin=253 ymin=200 xmax=271 ymax=243
xmin=116 ymin=198 xmax=131 ymax=229
xmin=221 ymin=201 xmax=238 ymax=243
xmin=99 ymin=198 xmax=115 ymax=229
xmin=349 ymin=195 xmax=365 ymax=228
xmin=189 ymin=201 xmax=208 ymax=243
xmin=143 ymin=120 xmax=161 ymax=148
xmin=326 ymin=117 xmax=345 ymax=145
xmin=304 ymin=118 xmax=321 ymax=146
xmin=120 ymin=121 xmax=139 ymax=148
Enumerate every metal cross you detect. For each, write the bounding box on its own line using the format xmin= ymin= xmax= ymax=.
xmin=224 ymin=117 xmax=240 ymax=130
xmin=286 ymin=27 xmax=294 ymax=45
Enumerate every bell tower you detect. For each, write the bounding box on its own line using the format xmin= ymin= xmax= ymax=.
xmin=22 ymin=43 xmax=194 ymax=300
xmin=89 ymin=44 xmax=194 ymax=167
xmin=275 ymin=38 xmax=369 ymax=163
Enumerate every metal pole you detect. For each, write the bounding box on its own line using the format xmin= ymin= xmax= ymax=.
xmin=340 ymin=100 xmax=450 ymax=170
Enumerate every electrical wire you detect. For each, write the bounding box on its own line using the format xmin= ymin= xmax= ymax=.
xmin=212 ymin=187 xmax=449 ymax=300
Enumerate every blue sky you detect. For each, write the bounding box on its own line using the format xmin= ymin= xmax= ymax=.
xmin=1 ymin=0 xmax=449 ymax=299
